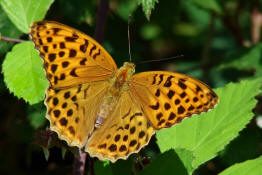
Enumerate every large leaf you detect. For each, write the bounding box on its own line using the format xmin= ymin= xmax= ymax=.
xmin=2 ymin=41 xmax=48 ymax=104
xmin=0 ymin=0 xmax=54 ymax=33
xmin=138 ymin=0 xmax=158 ymax=20
xmin=156 ymin=78 xmax=261 ymax=173
xmin=219 ymin=156 xmax=262 ymax=175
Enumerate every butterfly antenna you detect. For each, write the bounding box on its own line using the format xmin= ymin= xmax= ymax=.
xmin=136 ymin=55 xmax=184 ymax=65
xmin=128 ymin=15 xmax=132 ymax=62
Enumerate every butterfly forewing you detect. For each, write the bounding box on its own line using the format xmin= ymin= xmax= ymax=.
xmin=30 ymin=21 xmax=117 ymax=88
xmin=130 ymin=71 xmax=218 ymax=129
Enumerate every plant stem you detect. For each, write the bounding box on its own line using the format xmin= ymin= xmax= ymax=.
xmin=73 ymin=149 xmax=87 ymax=175
xmin=0 ymin=35 xmax=25 ymax=43
xmin=94 ymin=0 xmax=110 ymax=43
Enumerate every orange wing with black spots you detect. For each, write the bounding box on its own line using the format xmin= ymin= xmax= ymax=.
xmin=85 ymin=91 xmax=155 ymax=162
xmin=45 ymin=81 xmax=109 ymax=148
xmin=129 ymin=71 xmax=218 ymax=129
xmin=30 ymin=21 xmax=117 ymax=88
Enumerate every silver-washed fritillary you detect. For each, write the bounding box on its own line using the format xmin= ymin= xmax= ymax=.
xmin=29 ymin=21 xmax=219 ymax=162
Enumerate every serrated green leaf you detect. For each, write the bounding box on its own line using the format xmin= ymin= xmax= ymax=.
xmin=190 ymin=0 xmax=222 ymax=14
xmin=2 ymin=41 xmax=48 ymax=104
xmin=156 ymin=78 xmax=261 ymax=173
xmin=0 ymin=0 xmax=54 ymax=33
xmin=138 ymin=0 xmax=158 ymax=20
xmin=219 ymin=155 xmax=262 ymax=175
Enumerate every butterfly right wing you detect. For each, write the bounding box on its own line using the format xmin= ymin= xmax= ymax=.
xmin=30 ymin=21 xmax=117 ymax=88
xmin=45 ymin=81 xmax=109 ymax=147
xmin=129 ymin=71 xmax=218 ymax=129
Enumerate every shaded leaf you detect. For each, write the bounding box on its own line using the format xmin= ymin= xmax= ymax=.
xmin=138 ymin=149 xmax=191 ymax=175
xmin=94 ymin=160 xmax=114 ymax=175
xmin=190 ymin=0 xmax=222 ymax=14
xmin=219 ymin=44 xmax=262 ymax=77
xmin=28 ymin=111 xmax=46 ymax=129
xmin=219 ymin=155 xmax=262 ymax=175
xmin=0 ymin=7 xmax=22 ymax=55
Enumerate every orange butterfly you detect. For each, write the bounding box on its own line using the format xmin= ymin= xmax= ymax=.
xmin=30 ymin=21 xmax=218 ymax=162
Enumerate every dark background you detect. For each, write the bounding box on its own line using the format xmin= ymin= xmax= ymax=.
xmin=1 ymin=0 xmax=262 ymax=174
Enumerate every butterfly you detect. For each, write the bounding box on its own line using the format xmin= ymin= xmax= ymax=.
xmin=30 ymin=21 xmax=218 ymax=162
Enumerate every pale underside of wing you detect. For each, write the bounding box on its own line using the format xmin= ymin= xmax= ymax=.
xmin=130 ymin=71 xmax=219 ymax=129
xmin=30 ymin=21 xmax=117 ymax=88
xmin=85 ymin=91 xmax=155 ymax=162
xmin=45 ymin=81 xmax=109 ymax=147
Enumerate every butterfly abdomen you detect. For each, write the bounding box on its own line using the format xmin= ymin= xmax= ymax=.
xmin=94 ymin=62 xmax=136 ymax=128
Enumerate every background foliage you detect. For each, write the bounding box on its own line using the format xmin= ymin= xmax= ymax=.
xmin=0 ymin=0 xmax=262 ymax=175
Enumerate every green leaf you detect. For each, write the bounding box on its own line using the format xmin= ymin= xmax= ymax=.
xmin=140 ymin=24 xmax=161 ymax=40
xmin=220 ymin=127 xmax=261 ymax=166
xmin=138 ymin=0 xmax=158 ymax=20
xmin=28 ymin=111 xmax=46 ymax=129
xmin=94 ymin=160 xmax=114 ymax=175
xmin=42 ymin=147 xmax=50 ymax=161
xmin=117 ymin=0 xmax=138 ymax=21
xmin=156 ymin=78 xmax=261 ymax=173
xmin=110 ymin=158 xmax=134 ymax=175
xmin=190 ymin=0 xmax=222 ymax=14
xmin=0 ymin=0 xmax=54 ymax=33
xmin=219 ymin=44 xmax=262 ymax=77
xmin=2 ymin=41 xmax=48 ymax=104
xmin=138 ymin=149 xmax=192 ymax=175
xmin=219 ymin=156 xmax=262 ymax=175
xmin=0 ymin=7 xmax=22 ymax=55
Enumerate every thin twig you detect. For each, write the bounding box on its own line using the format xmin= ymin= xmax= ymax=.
xmin=94 ymin=0 xmax=110 ymax=43
xmin=201 ymin=13 xmax=215 ymax=81
xmin=1 ymin=35 xmax=25 ymax=43
xmin=222 ymin=3 xmax=244 ymax=46
xmin=128 ymin=15 xmax=132 ymax=62
xmin=251 ymin=8 xmax=262 ymax=45
xmin=73 ymin=149 xmax=87 ymax=175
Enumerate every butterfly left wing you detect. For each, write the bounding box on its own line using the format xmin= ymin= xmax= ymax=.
xmin=30 ymin=21 xmax=117 ymax=88
xmin=85 ymin=91 xmax=155 ymax=162
xmin=129 ymin=71 xmax=219 ymax=129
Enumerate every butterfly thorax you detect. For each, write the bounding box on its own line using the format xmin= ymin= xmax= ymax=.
xmin=95 ymin=62 xmax=135 ymax=128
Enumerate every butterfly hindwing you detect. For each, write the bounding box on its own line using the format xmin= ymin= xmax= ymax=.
xmin=130 ymin=71 xmax=218 ymax=129
xmin=30 ymin=21 xmax=117 ymax=88
xmin=45 ymin=81 xmax=109 ymax=147
xmin=85 ymin=91 xmax=155 ymax=162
